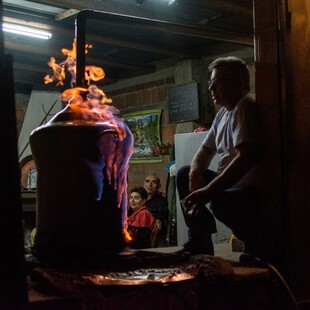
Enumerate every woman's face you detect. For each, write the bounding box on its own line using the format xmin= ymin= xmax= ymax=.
xmin=129 ymin=192 xmax=146 ymax=211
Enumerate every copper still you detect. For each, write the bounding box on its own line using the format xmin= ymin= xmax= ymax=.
xmin=30 ymin=102 xmax=133 ymax=260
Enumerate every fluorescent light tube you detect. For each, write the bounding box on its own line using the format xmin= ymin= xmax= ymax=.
xmin=2 ymin=22 xmax=52 ymax=40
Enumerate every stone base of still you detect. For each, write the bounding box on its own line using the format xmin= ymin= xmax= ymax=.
xmin=27 ymin=246 xmax=297 ymax=310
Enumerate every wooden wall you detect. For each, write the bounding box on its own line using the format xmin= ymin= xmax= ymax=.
xmin=254 ymin=0 xmax=310 ymax=301
xmin=281 ymin=0 xmax=310 ymax=299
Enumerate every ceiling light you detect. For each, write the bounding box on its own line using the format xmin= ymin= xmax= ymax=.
xmin=2 ymin=22 xmax=52 ymax=39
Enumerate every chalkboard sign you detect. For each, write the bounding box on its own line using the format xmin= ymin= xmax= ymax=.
xmin=168 ymin=82 xmax=199 ymax=123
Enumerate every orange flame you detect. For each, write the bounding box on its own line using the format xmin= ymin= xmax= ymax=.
xmin=44 ymin=39 xmax=134 ymax=235
xmin=44 ymin=38 xmax=104 ymax=87
xmin=123 ymin=229 xmax=132 ymax=243
xmin=44 ymin=57 xmax=66 ymax=86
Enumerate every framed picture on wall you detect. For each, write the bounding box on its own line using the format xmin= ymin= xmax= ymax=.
xmin=123 ymin=109 xmax=163 ymax=163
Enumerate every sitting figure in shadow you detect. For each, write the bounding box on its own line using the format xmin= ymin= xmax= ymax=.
xmin=177 ymin=57 xmax=260 ymax=257
xmin=127 ymin=187 xmax=155 ymax=249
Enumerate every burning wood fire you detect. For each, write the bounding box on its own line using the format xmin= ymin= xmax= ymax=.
xmin=29 ymin=39 xmax=134 ymax=259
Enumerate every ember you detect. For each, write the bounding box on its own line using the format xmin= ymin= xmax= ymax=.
xmin=30 ymin=39 xmax=134 ymax=260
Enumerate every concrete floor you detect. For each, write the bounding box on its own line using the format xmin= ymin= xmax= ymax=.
xmin=142 ymin=242 xmax=242 ymax=262
xmin=29 ymin=243 xmax=306 ymax=309
xmin=214 ymin=242 xmax=242 ymax=261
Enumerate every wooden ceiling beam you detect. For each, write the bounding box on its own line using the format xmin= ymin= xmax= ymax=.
xmin=30 ymin=0 xmax=253 ymax=45
xmin=77 ymin=10 xmax=253 ymax=46
xmin=3 ymin=16 xmax=189 ymax=57
xmin=5 ymin=39 xmax=157 ymax=73
xmin=32 ymin=0 xmax=252 ymax=20
xmin=181 ymin=0 xmax=252 ymax=19
xmin=5 ymin=0 xmax=254 ymax=93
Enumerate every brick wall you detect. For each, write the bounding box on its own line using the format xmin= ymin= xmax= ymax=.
xmin=105 ymin=71 xmax=177 ymax=192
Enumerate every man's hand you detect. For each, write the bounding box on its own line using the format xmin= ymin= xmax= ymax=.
xmin=154 ymin=219 xmax=162 ymax=231
xmin=182 ymin=187 xmax=211 ymax=218
xmin=183 ymin=172 xmax=209 ymax=219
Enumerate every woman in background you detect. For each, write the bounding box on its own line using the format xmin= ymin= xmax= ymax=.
xmin=127 ymin=187 xmax=155 ymax=248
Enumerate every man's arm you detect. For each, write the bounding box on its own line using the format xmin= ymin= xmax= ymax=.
xmin=184 ymin=141 xmax=257 ymax=208
xmin=148 ymin=195 xmax=168 ymax=231
xmin=189 ymin=145 xmax=215 ymax=192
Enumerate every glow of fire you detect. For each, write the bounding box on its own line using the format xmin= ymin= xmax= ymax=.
xmin=123 ymin=228 xmax=132 ymax=242
xmin=44 ymin=39 xmax=134 ymax=235
xmin=44 ymin=38 xmax=105 ymax=87
xmin=61 ymin=85 xmax=134 ymax=229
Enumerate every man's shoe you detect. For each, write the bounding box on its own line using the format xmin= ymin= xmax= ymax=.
xmin=184 ymin=205 xmax=217 ymax=234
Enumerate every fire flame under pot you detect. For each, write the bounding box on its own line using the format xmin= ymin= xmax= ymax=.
xmin=30 ymin=104 xmax=133 ymax=260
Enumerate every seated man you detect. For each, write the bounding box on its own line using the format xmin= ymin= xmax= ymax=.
xmin=177 ymin=56 xmax=260 ymax=256
xmin=143 ymin=174 xmax=169 ymax=247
